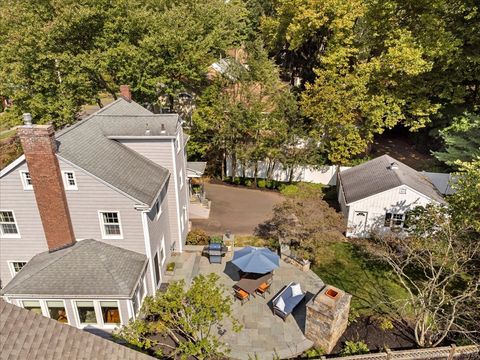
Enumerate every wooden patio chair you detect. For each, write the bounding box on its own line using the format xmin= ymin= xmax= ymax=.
xmin=234 ymin=287 xmax=250 ymax=305
xmin=255 ymin=282 xmax=271 ymax=298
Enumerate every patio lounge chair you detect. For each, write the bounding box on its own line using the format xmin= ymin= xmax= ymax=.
xmin=272 ymin=282 xmax=305 ymax=321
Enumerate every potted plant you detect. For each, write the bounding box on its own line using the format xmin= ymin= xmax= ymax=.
xmin=166 ymin=262 xmax=176 ymax=275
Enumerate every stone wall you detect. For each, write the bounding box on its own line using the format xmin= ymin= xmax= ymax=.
xmin=305 ymin=285 xmax=351 ymax=353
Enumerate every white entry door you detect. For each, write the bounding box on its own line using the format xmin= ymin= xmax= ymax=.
xmin=353 ymin=211 xmax=368 ymax=236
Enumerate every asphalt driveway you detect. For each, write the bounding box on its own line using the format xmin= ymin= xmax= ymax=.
xmin=191 ymin=182 xmax=284 ymax=235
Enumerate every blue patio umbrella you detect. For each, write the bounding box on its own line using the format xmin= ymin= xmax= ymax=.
xmin=232 ymin=246 xmax=280 ymax=274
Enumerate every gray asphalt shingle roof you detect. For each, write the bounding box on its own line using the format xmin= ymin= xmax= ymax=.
xmin=0 ymin=300 xmax=155 ymax=360
xmin=0 ymin=240 xmax=147 ymax=297
xmin=338 ymin=155 xmax=445 ymax=204
xmin=56 ymin=99 xmax=180 ymax=206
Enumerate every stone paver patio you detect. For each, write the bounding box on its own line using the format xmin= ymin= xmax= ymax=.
xmin=166 ymin=249 xmax=325 ymax=359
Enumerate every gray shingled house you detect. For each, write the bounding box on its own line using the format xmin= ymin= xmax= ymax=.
xmin=0 ymin=300 xmax=155 ymax=360
xmin=337 ymin=155 xmax=445 ymax=237
xmin=0 ymin=87 xmax=190 ymax=330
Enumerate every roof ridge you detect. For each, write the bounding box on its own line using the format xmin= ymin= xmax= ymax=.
xmin=56 ymin=99 xmax=124 ymax=138
xmin=2 ymin=241 xmax=89 ymax=294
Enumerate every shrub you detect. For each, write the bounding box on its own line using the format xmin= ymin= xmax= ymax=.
xmin=348 ymin=307 xmax=361 ymax=325
xmin=304 ymin=346 xmax=325 ymax=358
xmin=340 ymin=341 xmax=369 ymax=356
xmin=186 ymin=229 xmax=210 ymax=245
xmin=257 ymin=179 xmax=266 ymax=188
xmin=244 ymin=179 xmax=253 ymax=187
xmin=279 ymin=182 xmax=324 ymax=198
xmin=379 ymin=317 xmax=394 ymax=331
xmin=232 ymin=177 xmax=241 ymax=185
xmin=166 ymin=262 xmax=175 ymax=272
xmin=210 ymin=235 xmax=223 ymax=244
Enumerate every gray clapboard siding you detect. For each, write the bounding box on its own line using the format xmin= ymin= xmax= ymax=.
xmin=119 ymin=138 xmax=185 ymax=250
xmin=146 ymin=185 xmax=172 ymax=287
xmin=0 ymin=161 xmax=48 ymax=286
xmin=59 ymin=160 xmax=146 ymax=255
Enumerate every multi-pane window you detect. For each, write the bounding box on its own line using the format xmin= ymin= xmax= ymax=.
xmin=22 ymin=300 xmax=43 ymax=315
xmin=20 ymin=171 xmax=33 ymax=190
xmin=154 ymin=253 xmax=161 ymax=286
xmin=76 ymin=301 xmax=97 ymax=324
xmin=99 ymin=211 xmax=122 ymax=239
xmin=160 ymin=236 xmax=166 ymax=265
xmin=176 ymin=134 xmax=181 ymax=153
xmin=101 ymin=301 xmax=120 ymax=324
xmin=155 ymin=199 xmax=162 ymax=220
xmin=0 ymin=211 xmax=19 ymax=237
xmin=9 ymin=261 xmax=26 ymax=276
xmin=384 ymin=212 xmax=405 ymax=228
xmin=47 ymin=301 xmax=68 ymax=323
xmin=63 ymin=171 xmax=77 ymax=190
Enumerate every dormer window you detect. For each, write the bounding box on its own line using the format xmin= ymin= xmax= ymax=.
xmin=63 ymin=171 xmax=77 ymax=190
xmin=20 ymin=171 xmax=33 ymax=190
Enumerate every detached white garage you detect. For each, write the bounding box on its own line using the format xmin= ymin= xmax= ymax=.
xmin=337 ymin=155 xmax=445 ymax=237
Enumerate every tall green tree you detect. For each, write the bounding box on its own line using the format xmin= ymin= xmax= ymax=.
xmin=262 ymin=0 xmax=480 ymax=163
xmin=190 ymin=41 xmax=309 ymax=180
xmin=448 ymin=158 xmax=480 ymax=233
xmin=115 ymin=274 xmax=241 ymax=359
xmin=0 ymin=0 xmax=248 ymax=128
xmin=433 ymin=113 xmax=480 ymax=167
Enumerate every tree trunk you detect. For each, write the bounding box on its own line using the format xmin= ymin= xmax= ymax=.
xmin=254 ymin=161 xmax=258 ymax=185
xmin=231 ymin=152 xmax=237 ymax=179
xmin=288 ymin=166 xmax=295 ymax=183
xmin=221 ymin=151 xmax=225 ymax=180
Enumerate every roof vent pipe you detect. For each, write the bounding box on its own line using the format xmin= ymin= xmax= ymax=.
xmin=389 ymin=162 xmax=399 ymax=170
xmin=160 ymin=124 xmax=166 ymax=134
xmin=22 ymin=113 xmax=33 ymax=127
xmin=145 ymin=123 xmax=151 ymax=136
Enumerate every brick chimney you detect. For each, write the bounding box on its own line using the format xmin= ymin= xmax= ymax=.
xmin=120 ymin=85 xmax=132 ymax=102
xmin=17 ymin=114 xmax=76 ymax=252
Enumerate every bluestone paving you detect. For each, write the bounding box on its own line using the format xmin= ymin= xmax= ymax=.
xmin=166 ymin=250 xmax=325 ymax=359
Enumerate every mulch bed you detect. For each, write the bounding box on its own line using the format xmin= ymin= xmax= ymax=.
xmin=331 ymin=316 xmax=416 ymax=354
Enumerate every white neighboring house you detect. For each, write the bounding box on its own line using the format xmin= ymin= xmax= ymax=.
xmin=337 ymin=155 xmax=445 ymax=238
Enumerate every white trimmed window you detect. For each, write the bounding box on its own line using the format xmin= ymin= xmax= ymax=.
xmin=98 ymin=211 xmax=123 ymax=239
xmin=160 ymin=236 xmax=166 ymax=265
xmin=100 ymin=301 xmax=121 ymax=325
xmin=20 ymin=171 xmax=33 ymax=190
xmin=47 ymin=300 xmax=69 ymax=323
xmin=384 ymin=213 xmax=405 ymax=228
xmin=176 ymin=133 xmax=181 ymax=153
xmin=155 ymin=199 xmax=162 ymax=220
xmin=0 ymin=211 xmax=20 ymax=238
xmin=75 ymin=301 xmax=98 ymax=325
xmin=22 ymin=300 xmax=43 ymax=315
xmin=8 ymin=261 xmax=27 ymax=277
xmin=63 ymin=171 xmax=77 ymax=190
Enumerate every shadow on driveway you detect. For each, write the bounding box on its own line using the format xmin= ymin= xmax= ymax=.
xmin=191 ymin=182 xmax=284 ymax=235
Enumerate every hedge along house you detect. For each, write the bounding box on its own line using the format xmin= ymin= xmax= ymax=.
xmin=337 ymin=155 xmax=445 ymax=238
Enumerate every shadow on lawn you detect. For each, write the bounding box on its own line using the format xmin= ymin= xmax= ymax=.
xmin=314 ymin=242 xmax=407 ymax=317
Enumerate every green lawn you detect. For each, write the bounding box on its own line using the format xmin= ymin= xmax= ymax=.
xmin=313 ymin=242 xmax=408 ymax=317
